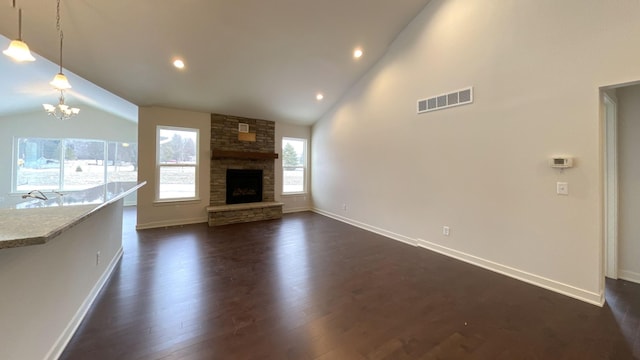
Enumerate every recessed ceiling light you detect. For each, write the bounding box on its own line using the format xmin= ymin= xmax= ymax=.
xmin=173 ymin=59 xmax=185 ymax=69
xmin=316 ymin=93 xmax=324 ymax=101
xmin=353 ymin=48 xmax=363 ymax=59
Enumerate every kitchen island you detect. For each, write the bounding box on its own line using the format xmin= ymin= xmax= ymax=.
xmin=0 ymin=181 xmax=144 ymax=249
xmin=0 ymin=181 xmax=144 ymax=360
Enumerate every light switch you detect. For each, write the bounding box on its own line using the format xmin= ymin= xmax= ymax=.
xmin=557 ymin=182 xmax=569 ymax=195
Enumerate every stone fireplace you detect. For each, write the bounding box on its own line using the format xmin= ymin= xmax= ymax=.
xmin=207 ymin=113 xmax=283 ymax=226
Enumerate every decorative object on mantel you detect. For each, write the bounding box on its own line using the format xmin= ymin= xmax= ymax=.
xmin=3 ymin=0 xmax=35 ymax=62
xmin=211 ymin=149 xmax=278 ymax=160
xmin=43 ymin=89 xmax=80 ymax=120
xmin=238 ymin=132 xmax=256 ymax=142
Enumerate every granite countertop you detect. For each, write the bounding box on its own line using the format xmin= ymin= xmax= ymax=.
xmin=0 ymin=181 xmax=145 ymax=250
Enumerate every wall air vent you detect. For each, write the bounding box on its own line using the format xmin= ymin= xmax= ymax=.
xmin=427 ymin=97 xmax=437 ymax=110
xmin=418 ymin=99 xmax=428 ymax=112
xmin=417 ymin=86 xmax=474 ymax=114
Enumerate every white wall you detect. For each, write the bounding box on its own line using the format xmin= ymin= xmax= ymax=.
xmin=0 ymin=106 xmax=137 ymax=197
xmin=275 ymin=121 xmax=312 ymax=212
xmin=617 ymin=84 xmax=640 ymax=283
xmin=137 ymin=106 xmax=211 ymax=229
xmin=0 ymin=200 xmax=124 ymax=360
xmin=312 ymin=0 xmax=640 ymax=305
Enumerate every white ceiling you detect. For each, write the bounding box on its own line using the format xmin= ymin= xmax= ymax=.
xmin=0 ymin=0 xmax=431 ymax=125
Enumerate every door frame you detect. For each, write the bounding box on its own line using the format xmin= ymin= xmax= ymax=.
xmin=604 ymin=92 xmax=618 ymax=279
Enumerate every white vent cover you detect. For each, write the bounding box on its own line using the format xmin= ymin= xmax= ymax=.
xmin=417 ymin=87 xmax=473 ymax=114
xmin=238 ymin=123 xmax=249 ymax=133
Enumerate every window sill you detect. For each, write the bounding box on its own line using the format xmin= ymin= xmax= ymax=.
xmin=281 ymin=192 xmax=308 ymax=197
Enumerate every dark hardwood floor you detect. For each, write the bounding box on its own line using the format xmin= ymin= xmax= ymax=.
xmin=60 ymin=208 xmax=640 ymax=359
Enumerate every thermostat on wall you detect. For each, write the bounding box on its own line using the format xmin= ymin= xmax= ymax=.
xmin=549 ymin=156 xmax=574 ymax=168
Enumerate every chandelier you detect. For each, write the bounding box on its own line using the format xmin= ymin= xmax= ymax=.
xmin=43 ymin=90 xmax=80 ymax=120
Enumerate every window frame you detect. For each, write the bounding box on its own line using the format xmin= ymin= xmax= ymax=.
xmin=13 ymin=137 xmax=63 ymax=192
xmin=12 ymin=137 xmax=137 ymax=194
xmin=155 ymin=125 xmax=199 ymax=203
xmin=282 ymin=137 xmax=308 ymax=195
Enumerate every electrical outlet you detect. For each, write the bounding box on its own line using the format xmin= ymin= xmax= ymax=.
xmin=96 ymin=251 xmax=101 ymax=266
xmin=442 ymin=226 xmax=450 ymax=236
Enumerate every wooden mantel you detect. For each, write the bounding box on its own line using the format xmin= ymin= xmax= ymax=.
xmin=211 ymin=149 xmax=279 ymax=160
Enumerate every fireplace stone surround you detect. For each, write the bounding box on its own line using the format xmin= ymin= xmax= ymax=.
xmin=207 ymin=113 xmax=283 ymax=226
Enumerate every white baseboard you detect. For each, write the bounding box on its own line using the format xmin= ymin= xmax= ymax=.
xmin=46 ymin=247 xmax=124 ymax=360
xmin=312 ymin=208 xmax=417 ymax=247
xmin=619 ymin=269 xmax=640 ymax=284
xmin=416 ymin=238 xmax=603 ymax=306
xmin=136 ymin=217 xmax=207 ymax=230
xmin=312 ymin=208 xmax=603 ymax=307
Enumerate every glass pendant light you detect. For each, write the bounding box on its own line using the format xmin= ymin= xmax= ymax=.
xmin=44 ymin=0 xmax=80 ymax=119
xmin=3 ymin=1 xmax=35 ymax=62
xmin=50 ymin=30 xmax=71 ymax=90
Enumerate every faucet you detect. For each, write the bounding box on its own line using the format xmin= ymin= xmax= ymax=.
xmin=21 ymin=190 xmax=48 ymax=201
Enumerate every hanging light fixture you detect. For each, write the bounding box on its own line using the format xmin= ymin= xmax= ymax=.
xmin=49 ymin=0 xmax=71 ymax=90
xmin=49 ymin=31 xmax=72 ymax=89
xmin=44 ymin=0 xmax=79 ymax=120
xmin=43 ymin=90 xmax=80 ymax=120
xmin=3 ymin=0 xmax=36 ymax=62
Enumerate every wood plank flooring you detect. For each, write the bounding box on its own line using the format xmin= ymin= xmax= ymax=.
xmin=60 ymin=208 xmax=640 ymax=359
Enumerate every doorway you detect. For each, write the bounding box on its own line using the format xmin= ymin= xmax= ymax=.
xmin=603 ymin=82 xmax=640 ymax=287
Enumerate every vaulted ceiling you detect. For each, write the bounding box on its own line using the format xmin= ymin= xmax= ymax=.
xmin=0 ymin=0 xmax=430 ymax=125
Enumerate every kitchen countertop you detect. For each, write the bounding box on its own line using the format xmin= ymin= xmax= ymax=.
xmin=0 ymin=181 xmax=145 ymax=249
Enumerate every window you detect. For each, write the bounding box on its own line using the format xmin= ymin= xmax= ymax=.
xmin=107 ymin=142 xmax=139 ymax=184
xmin=14 ymin=137 xmax=137 ymax=192
xmin=156 ymin=126 xmax=198 ymax=201
xmin=282 ymin=137 xmax=307 ymax=194
xmin=15 ymin=138 xmax=61 ymax=191
xmin=63 ymin=139 xmax=105 ymax=190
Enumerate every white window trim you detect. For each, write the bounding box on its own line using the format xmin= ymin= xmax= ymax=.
xmin=155 ymin=126 xmax=200 ymax=203
xmin=12 ymin=137 xmax=135 ymax=194
xmin=282 ymin=137 xmax=308 ymax=195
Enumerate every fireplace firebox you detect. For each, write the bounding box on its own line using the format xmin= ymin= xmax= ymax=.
xmin=226 ymin=169 xmax=263 ymax=204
